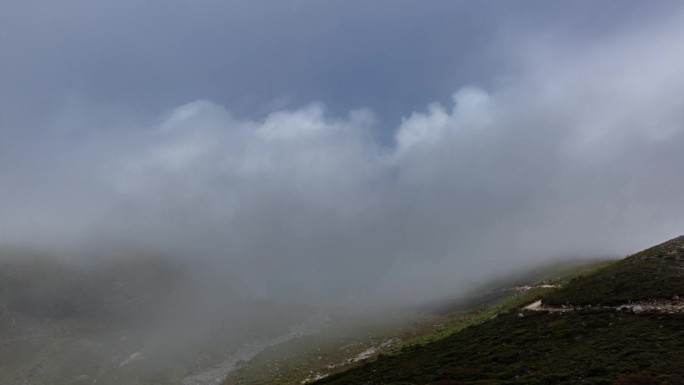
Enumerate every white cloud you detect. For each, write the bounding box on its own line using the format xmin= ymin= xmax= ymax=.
xmin=2 ymin=7 xmax=684 ymax=305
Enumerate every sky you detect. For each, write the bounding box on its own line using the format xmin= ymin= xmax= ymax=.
xmin=2 ymin=0 xmax=684 ymax=304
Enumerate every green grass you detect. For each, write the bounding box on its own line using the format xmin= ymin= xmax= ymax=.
xmin=6 ymin=234 xmax=681 ymax=385
xmin=222 ymin=260 xmax=611 ymax=385
xmin=312 ymin=235 xmax=684 ymax=385
xmin=223 ymin=286 xmax=557 ymax=385
xmin=316 ymin=310 xmax=684 ymax=385
xmin=389 ymin=259 xmax=614 ymax=350
xmin=544 ymin=236 xmax=684 ymax=306
xmin=389 ymin=287 xmax=550 ymax=351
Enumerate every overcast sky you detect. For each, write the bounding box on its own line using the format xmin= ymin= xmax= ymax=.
xmin=2 ymin=1 xmax=684 ymax=304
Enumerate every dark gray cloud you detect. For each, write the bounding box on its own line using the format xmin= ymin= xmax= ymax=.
xmin=2 ymin=1 xmax=684 ymax=305
xmin=3 ymin=1 xmax=680 ymax=128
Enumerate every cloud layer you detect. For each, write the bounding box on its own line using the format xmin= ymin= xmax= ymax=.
xmin=2 ymin=4 xmax=684 ymax=305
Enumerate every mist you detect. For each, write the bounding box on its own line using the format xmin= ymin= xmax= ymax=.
xmin=2 ymin=3 xmax=684 ymax=308
xmin=3 ymin=2 xmax=684 ymax=383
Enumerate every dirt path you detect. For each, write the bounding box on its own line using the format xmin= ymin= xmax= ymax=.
xmin=514 ymin=284 xmax=561 ymax=292
xmin=181 ymin=315 xmax=328 ymax=385
xmin=523 ymin=299 xmax=684 ymax=314
xmin=300 ymin=338 xmax=400 ymax=384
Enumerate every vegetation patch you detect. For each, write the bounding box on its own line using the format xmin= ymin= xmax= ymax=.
xmin=544 ymin=236 xmax=684 ymax=306
xmin=314 ymin=310 xmax=684 ymax=385
xmin=222 ymin=261 xmax=609 ymax=384
xmin=313 ymin=235 xmax=684 ymax=385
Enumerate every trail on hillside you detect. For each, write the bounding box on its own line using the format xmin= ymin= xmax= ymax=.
xmin=181 ymin=315 xmax=328 ymax=385
xmin=524 ymin=298 xmax=684 ymax=314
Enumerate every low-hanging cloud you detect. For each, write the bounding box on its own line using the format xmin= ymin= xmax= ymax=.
xmin=2 ymin=7 xmax=684 ymax=306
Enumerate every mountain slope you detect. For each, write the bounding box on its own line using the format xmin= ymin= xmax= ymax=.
xmin=0 ymin=251 xmax=314 ymax=385
xmin=544 ymin=235 xmax=684 ymax=306
xmin=313 ymin=235 xmax=684 ymax=385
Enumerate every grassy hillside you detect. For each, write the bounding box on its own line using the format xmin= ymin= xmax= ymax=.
xmin=4 ymin=235 xmax=681 ymax=385
xmin=316 ymin=311 xmax=684 ymax=385
xmin=221 ymin=260 xmax=609 ymax=384
xmin=544 ymin=235 xmax=684 ymax=306
xmin=0 ymin=250 xmax=313 ymax=385
xmin=223 ymin=288 xmax=551 ymax=385
xmin=313 ymin=235 xmax=684 ymax=385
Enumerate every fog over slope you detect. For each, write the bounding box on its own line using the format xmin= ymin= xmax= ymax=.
xmin=2 ymin=1 xmax=684 ymax=307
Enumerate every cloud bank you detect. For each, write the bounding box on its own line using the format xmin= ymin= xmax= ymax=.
xmin=2 ymin=6 xmax=684 ymax=305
